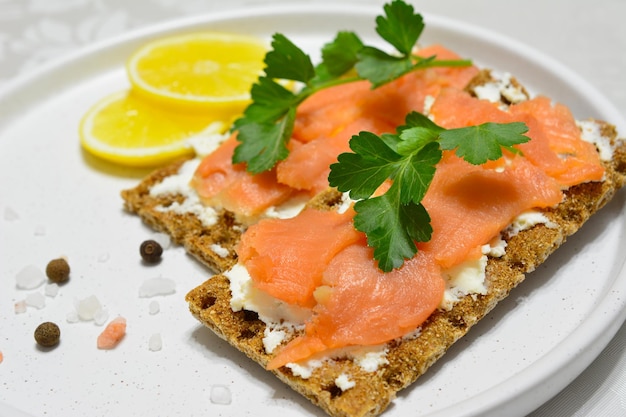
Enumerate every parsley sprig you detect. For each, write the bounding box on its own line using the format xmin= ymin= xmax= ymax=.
xmin=232 ymin=0 xmax=472 ymax=173
xmin=231 ymin=0 xmax=532 ymax=272
xmin=328 ymin=113 xmax=530 ymax=272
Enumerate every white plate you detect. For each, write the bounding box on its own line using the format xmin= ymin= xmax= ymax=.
xmin=1 ymin=4 xmax=625 ymax=417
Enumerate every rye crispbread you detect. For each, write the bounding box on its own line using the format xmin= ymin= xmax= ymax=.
xmin=184 ymin=132 xmax=626 ymax=417
xmin=121 ymin=72 xmax=626 ymax=417
xmin=121 ymin=159 xmax=241 ymax=273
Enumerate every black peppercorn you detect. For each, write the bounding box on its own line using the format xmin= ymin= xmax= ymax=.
xmin=34 ymin=322 xmax=60 ymax=347
xmin=46 ymin=258 xmax=70 ymax=283
xmin=140 ymin=240 xmax=163 ymax=263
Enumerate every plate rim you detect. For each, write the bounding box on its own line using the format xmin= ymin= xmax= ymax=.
xmin=1 ymin=3 xmax=625 ymax=417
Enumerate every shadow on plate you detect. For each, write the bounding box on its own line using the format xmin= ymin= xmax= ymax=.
xmin=398 ymin=189 xmax=625 ymax=402
xmin=81 ymin=147 xmax=156 ymax=179
xmin=189 ymin=325 xmax=323 ymax=415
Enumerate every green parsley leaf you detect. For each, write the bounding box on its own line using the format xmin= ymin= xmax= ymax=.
xmin=353 ymin=185 xmax=432 ymax=272
xmin=439 ymin=121 xmax=530 ymax=165
xmin=355 ymin=47 xmax=414 ymax=87
xmin=232 ymin=107 xmax=296 ymax=173
xmin=233 ymin=0 xmax=471 ymax=173
xmin=264 ymin=34 xmax=315 ymax=83
xmin=375 ymin=0 xmax=424 ymax=55
xmin=329 ymin=113 xmax=530 ymax=271
xmin=234 ymin=77 xmax=297 ymax=126
xmin=316 ymin=31 xmax=364 ymax=80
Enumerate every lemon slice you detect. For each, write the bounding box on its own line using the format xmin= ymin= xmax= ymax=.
xmin=126 ymin=32 xmax=267 ymax=111
xmin=79 ymin=90 xmax=228 ymax=167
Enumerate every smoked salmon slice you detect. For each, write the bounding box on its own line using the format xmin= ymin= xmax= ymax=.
xmin=420 ymin=152 xmax=563 ymax=269
xmin=429 ymin=88 xmax=605 ymax=188
xmin=191 ymin=135 xmax=294 ymax=222
xmin=278 ymin=45 xmax=479 ymax=195
xmin=237 ymin=207 xmax=363 ymax=308
xmin=266 ymin=244 xmax=445 ymax=370
xmin=191 ymin=45 xmax=479 ymax=217
xmin=510 ymin=96 xmax=605 ymax=186
xmin=255 ymin=85 xmax=607 ymax=369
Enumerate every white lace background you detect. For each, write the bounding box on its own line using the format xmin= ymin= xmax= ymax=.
xmin=1 ymin=0 xmax=625 ymax=416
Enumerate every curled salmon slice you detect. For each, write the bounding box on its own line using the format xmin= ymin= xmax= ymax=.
xmin=267 ymin=245 xmax=444 ymax=370
xmin=191 ymin=135 xmax=294 ymax=222
xmin=510 ymin=96 xmax=605 ymax=186
xmin=238 ymin=207 xmax=363 ymax=308
xmin=430 ymin=88 xmax=605 ymax=188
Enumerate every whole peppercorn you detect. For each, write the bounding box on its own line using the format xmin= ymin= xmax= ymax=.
xmin=34 ymin=322 xmax=60 ymax=348
xmin=140 ymin=240 xmax=163 ymax=263
xmin=46 ymin=258 xmax=70 ymax=283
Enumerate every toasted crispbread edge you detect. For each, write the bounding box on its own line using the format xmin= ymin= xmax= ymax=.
xmin=121 ymin=158 xmax=242 ymax=273
xmin=185 ymin=131 xmax=626 ymax=417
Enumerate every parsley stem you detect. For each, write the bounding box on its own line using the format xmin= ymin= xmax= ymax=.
xmin=412 ymin=55 xmax=473 ymax=68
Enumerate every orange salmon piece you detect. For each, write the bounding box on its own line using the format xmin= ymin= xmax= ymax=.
xmin=421 ymin=152 xmax=563 ymax=269
xmin=430 ymin=88 xmax=605 ymax=188
xmin=278 ymin=45 xmax=479 ymax=194
xmin=277 ymin=117 xmax=395 ymax=194
xmin=510 ymin=96 xmax=605 ymax=186
xmin=267 ymin=245 xmax=444 ymax=370
xmin=191 ymin=135 xmax=294 ymax=220
xmin=238 ymin=207 xmax=363 ymax=308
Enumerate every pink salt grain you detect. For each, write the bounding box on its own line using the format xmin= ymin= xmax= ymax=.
xmin=97 ymin=316 xmax=127 ymax=349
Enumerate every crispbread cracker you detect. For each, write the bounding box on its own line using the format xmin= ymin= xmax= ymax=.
xmin=121 ymin=158 xmax=241 ymax=273
xmin=121 ymin=69 xmax=626 ymax=417
xmin=185 ymin=131 xmax=626 ymax=417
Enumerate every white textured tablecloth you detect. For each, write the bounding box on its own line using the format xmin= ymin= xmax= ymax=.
xmin=1 ymin=0 xmax=624 ymax=415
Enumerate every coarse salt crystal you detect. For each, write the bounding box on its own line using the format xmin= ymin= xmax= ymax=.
xmin=25 ymin=292 xmax=45 ymax=309
xmin=139 ymin=277 xmax=176 ymax=298
xmin=149 ymin=333 xmax=162 ymax=351
xmin=14 ymin=300 xmax=27 ymax=314
xmin=15 ymin=265 xmax=46 ymax=290
xmin=76 ymin=295 xmax=102 ymax=321
xmin=210 ymin=385 xmax=232 ymax=405
xmin=97 ymin=252 xmax=110 ymax=263
xmin=149 ymin=300 xmax=160 ymax=315
xmin=150 ymin=232 xmax=171 ymax=250
xmin=4 ymin=207 xmax=19 ymax=221
xmin=44 ymin=283 xmax=59 ymax=298
xmin=94 ymin=309 xmax=109 ymax=326
xmin=66 ymin=311 xmax=79 ymax=323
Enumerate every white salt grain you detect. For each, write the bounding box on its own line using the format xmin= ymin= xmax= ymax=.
xmin=66 ymin=311 xmax=79 ymax=323
xmin=14 ymin=300 xmax=27 ymax=314
xmin=149 ymin=300 xmax=160 ymax=315
xmin=4 ymin=207 xmax=19 ymax=221
xmin=138 ymin=277 xmax=176 ymax=298
xmin=33 ymin=225 xmax=46 ymax=236
xmin=76 ymin=295 xmax=102 ymax=321
xmin=15 ymin=265 xmax=46 ymax=290
xmin=44 ymin=283 xmax=59 ymax=298
xmin=94 ymin=309 xmax=109 ymax=326
xmin=97 ymin=252 xmax=110 ymax=263
xmin=25 ymin=292 xmax=45 ymax=309
xmin=151 ymin=232 xmax=171 ymax=250
xmin=210 ymin=385 xmax=232 ymax=405
xmin=149 ymin=333 xmax=162 ymax=351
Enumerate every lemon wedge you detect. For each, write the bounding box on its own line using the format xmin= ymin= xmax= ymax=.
xmin=126 ymin=32 xmax=267 ymax=111
xmin=79 ymin=90 xmax=228 ymax=167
